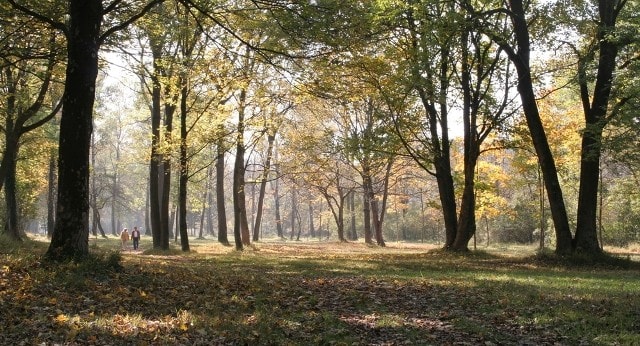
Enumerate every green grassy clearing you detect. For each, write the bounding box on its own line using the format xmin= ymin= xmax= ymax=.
xmin=1 ymin=234 xmax=639 ymax=345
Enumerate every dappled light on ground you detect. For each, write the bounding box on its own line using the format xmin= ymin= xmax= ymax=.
xmin=1 ymin=237 xmax=638 ymax=344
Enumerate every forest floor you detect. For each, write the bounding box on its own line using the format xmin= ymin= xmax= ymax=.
xmin=1 ymin=235 xmax=639 ymax=345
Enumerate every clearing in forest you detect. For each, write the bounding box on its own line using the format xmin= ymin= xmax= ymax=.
xmin=1 ymin=237 xmax=639 ymax=345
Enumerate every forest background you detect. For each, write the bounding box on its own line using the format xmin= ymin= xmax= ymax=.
xmin=0 ymin=0 xmax=639 ymax=259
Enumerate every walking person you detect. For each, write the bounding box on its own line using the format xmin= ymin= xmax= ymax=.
xmin=120 ymin=228 xmax=130 ymax=250
xmin=131 ymin=226 xmax=141 ymax=250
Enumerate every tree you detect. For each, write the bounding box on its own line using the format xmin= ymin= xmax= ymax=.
xmin=8 ymin=0 xmax=163 ymax=260
xmin=0 ymin=26 xmax=62 ymax=240
xmin=462 ymin=0 xmax=574 ymax=253
xmin=570 ymin=0 xmax=632 ymax=252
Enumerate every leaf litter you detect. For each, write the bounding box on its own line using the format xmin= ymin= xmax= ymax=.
xmin=0 ymin=241 xmax=638 ymax=345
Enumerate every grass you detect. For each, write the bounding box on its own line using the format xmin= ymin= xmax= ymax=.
xmin=1 ymin=234 xmax=639 ymax=345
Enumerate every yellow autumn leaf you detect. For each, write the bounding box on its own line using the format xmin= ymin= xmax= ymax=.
xmin=55 ymin=314 xmax=68 ymax=323
xmin=179 ymin=323 xmax=189 ymax=331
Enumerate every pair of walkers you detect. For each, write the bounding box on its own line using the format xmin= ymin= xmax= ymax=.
xmin=120 ymin=226 xmax=141 ymax=250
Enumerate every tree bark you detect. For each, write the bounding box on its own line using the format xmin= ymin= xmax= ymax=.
xmin=178 ymin=75 xmax=189 ymax=252
xmin=273 ymin=171 xmax=284 ymax=238
xmin=348 ymin=192 xmax=357 ymax=240
xmin=253 ymin=132 xmax=275 ymax=241
xmin=290 ymin=188 xmax=296 ymax=240
xmin=575 ymin=0 xmax=622 ymax=253
xmin=506 ymin=0 xmax=573 ymax=253
xmin=233 ymin=89 xmax=250 ymax=249
xmin=149 ymin=40 xmax=163 ymax=249
xmin=308 ymin=202 xmax=316 ymax=238
xmin=205 ymin=163 xmax=215 ymax=237
xmin=47 ymin=151 xmax=56 ymax=238
xmin=216 ymin=137 xmax=230 ymax=245
xmin=46 ymin=0 xmax=102 ymax=260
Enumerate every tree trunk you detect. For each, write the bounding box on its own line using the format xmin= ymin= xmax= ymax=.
xmin=46 ymin=0 xmax=102 ymax=261
xmin=4 ymin=138 xmax=20 ymax=241
xmin=178 ymin=75 xmax=189 ymax=252
xmin=273 ymin=172 xmax=284 ymax=238
xmin=348 ymin=192 xmax=357 ymax=240
xmin=206 ymin=163 xmax=215 ymax=237
xmin=110 ymin=141 xmax=120 ymax=236
xmin=198 ymin=179 xmax=207 ymax=239
xmin=290 ymin=188 xmax=296 ymax=240
xmin=160 ymin=100 xmax=175 ymax=249
xmin=233 ymin=89 xmax=250 ymax=249
xmin=253 ymin=132 xmax=275 ymax=241
xmin=149 ymin=41 xmax=163 ymax=249
xmin=452 ymin=28 xmax=478 ymax=251
xmin=575 ymin=0 xmax=622 ymax=253
xmin=308 ymin=202 xmax=316 ymax=238
xmin=507 ymin=0 xmax=573 ymax=253
xmin=362 ymin=186 xmax=373 ymax=244
xmin=47 ymin=152 xmax=56 ymax=238
xmin=216 ymin=138 xmax=229 ymax=245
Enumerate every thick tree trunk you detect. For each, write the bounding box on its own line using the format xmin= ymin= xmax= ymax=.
xmin=46 ymin=0 xmax=102 ymax=260
xmin=160 ymin=102 xmax=175 ymax=249
xmin=47 ymin=153 xmax=56 ymax=238
xmin=575 ymin=0 xmax=621 ymax=253
xmin=149 ymin=44 xmax=163 ymax=249
xmin=4 ymin=139 xmax=20 ymax=241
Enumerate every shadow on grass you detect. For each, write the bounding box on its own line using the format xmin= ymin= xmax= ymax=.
xmin=1 ymin=238 xmax=639 ymax=345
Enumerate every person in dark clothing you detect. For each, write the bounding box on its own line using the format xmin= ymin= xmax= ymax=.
xmin=131 ymin=226 xmax=141 ymax=250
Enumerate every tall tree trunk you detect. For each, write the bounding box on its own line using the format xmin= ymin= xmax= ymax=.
xmin=506 ymin=0 xmax=573 ymax=253
xmin=253 ymin=132 xmax=275 ymax=241
xmin=349 ymin=192 xmax=357 ymax=240
xmin=4 ymin=138 xmax=20 ymax=240
xmin=273 ymin=172 xmax=284 ymax=238
xmin=110 ymin=142 xmax=120 ymax=236
xmin=290 ymin=188 xmax=296 ymax=240
xmin=575 ymin=0 xmax=623 ymax=253
xmin=452 ymin=27 xmax=478 ymax=251
xmin=90 ymin=129 xmax=99 ymax=238
xmin=178 ymin=76 xmax=189 ymax=252
xmin=46 ymin=0 xmax=102 ymax=260
xmin=3 ymin=68 xmax=21 ymax=241
xmin=373 ymin=159 xmax=393 ymax=247
xmin=206 ymin=163 xmax=215 ymax=237
xmin=145 ymin=177 xmax=151 ymax=236
xmin=362 ymin=186 xmax=372 ymax=244
xmin=308 ymin=202 xmax=316 ymax=238
xmin=216 ymin=138 xmax=229 ymax=245
xmin=47 ymin=152 xmax=56 ymax=238
xmin=233 ymin=89 xmax=250 ymax=249
xmin=149 ymin=42 xmax=163 ymax=249
xmin=160 ymin=100 xmax=176 ymax=249
xmin=199 ymin=178 xmax=207 ymax=239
